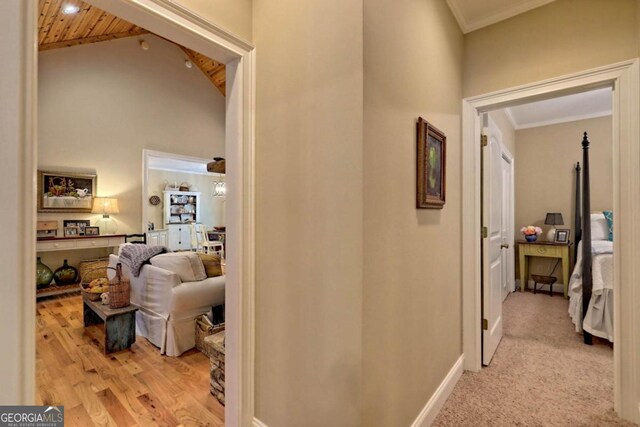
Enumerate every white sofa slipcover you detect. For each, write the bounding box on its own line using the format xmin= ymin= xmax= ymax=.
xmin=108 ymin=254 xmax=224 ymax=356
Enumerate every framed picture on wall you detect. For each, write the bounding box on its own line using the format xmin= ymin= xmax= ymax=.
xmin=416 ymin=117 xmax=446 ymax=209
xmin=37 ymin=170 xmax=97 ymax=213
xmin=555 ymin=229 xmax=570 ymax=244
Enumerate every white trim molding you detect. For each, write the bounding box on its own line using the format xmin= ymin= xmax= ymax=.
xmin=252 ymin=418 xmax=269 ymax=427
xmin=446 ymin=0 xmax=556 ymax=34
xmin=462 ymin=59 xmax=640 ymax=424
xmin=410 ymin=355 xmax=464 ymax=427
xmin=0 ymin=0 xmax=37 ymax=405
xmin=504 ymin=107 xmax=612 ymax=130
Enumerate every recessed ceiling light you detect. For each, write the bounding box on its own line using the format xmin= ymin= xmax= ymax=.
xmin=61 ymin=4 xmax=80 ymax=14
xmin=184 ymin=59 xmax=193 ymax=69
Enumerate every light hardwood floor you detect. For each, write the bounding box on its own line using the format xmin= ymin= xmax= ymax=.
xmin=36 ymin=294 xmax=225 ymax=427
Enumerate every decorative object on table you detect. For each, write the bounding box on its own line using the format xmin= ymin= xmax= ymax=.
xmin=53 ymin=259 xmax=78 ymax=285
xmin=108 ymin=263 xmax=131 ymax=309
xmin=100 ymin=292 xmax=110 ymax=305
xmin=63 ymin=226 xmax=81 ymax=237
xmin=416 ymin=117 xmax=446 ymax=209
xmin=205 ymin=331 xmax=226 ymax=406
xmin=207 ymin=157 xmax=226 ymax=174
xmin=36 ymin=221 xmax=58 ymax=239
xmin=36 ymin=257 xmax=53 ymax=289
xmin=37 ymin=170 xmax=96 ymax=213
xmin=554 ymin=229 xmax=570 ymax=244
xmin=84 ymin=226 xmax=100 ymax=236
xmin=80 ymin=277 xmax=109 ymax=301
xmin=92 ymin=197 xmax=119 ymax=234
xmin=63 ymin=220 xmax=91 ymax=235
xmin=521 ymin=225 xmax=542 ymax=242
xmin=79 ymin=258 xmax=109 ymax=284
xmin=149 ymin=195 xmax=161 ymax=206
xmin=544 ymin=212 xmax=564 ymax=241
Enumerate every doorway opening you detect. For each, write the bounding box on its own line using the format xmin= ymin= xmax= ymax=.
xmin=462 ymin=59 xmax=640 ymax=423
xmin=19 ymin=0 xmax=255 ymax=424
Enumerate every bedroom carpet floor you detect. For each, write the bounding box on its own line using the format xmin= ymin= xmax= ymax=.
xmin=433 ymin=291 xmax=636 ymax=427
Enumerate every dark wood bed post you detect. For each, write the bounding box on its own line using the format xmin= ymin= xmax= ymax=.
xmin=574 ymin=162 xmax=582 ymax=266
xmin=581 ymin=132 xmax=593 ymax=345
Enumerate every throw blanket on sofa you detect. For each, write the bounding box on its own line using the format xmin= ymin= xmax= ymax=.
xmin=119 ymin=244 xmax=168 ymax=277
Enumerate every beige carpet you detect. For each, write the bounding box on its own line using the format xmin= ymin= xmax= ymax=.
xmin=434 ymin=292 xmax=637 ymax=427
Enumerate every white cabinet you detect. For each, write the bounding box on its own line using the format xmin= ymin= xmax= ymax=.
xmin=164 ymin=191 xmax=201 ymax=225
xmin=147 ymin=229 xmax=169 ymax=247
xmin=167 ymin=224 xmax=192 ymax=251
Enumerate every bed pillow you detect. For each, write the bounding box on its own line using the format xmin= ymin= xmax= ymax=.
xmin=590 ymin=213 xmax=609 ymax=241
xmin=603 ymin=210 xmax=613 ymax=241
xmin=150 ymin=252 xmax=206 ymax=282
xmin=197 ymin=253 xmax=223 ymax=277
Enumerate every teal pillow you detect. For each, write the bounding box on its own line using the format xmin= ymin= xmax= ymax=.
xmin=603 ymin=210 xmax=613 ymax=241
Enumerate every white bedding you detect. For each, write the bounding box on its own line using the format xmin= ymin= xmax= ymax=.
xmin=568 ymin=239 xmax=614 ymax=342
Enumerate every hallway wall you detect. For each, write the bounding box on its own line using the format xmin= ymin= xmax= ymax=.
xmin=464 ymin=0 xmax=639 ymax=97
xmin=363 ymin=0 xmax=464 ymax=425
xmin=253 ymin=1 xmax=364 ymax=425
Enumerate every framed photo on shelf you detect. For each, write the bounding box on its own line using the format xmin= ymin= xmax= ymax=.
xmin=84 ymin=226 xmax=100 ymax=236
xmin=63 ymin=226 xmax=81 ymax=237
xmin=554 ymin=229 xmax=570 ymax=244
xmin=63 ymin=220 xmax=91 ymax=235
xmin=416 ymin=117 xmax=446 ymax=209
xmin=37 ymin=170 xmax=97 ymax=213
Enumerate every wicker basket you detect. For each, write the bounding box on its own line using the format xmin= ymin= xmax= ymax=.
xmin=79 ymin=258 xmax=109 ymax=285
xmin=109 ymin=263 xmax=131 ymax=309
xmin=80 ymin=263 xmax=110 ymax=301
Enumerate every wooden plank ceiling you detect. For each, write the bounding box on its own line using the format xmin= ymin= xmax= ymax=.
xmin=38 ymin=0 xmax=226 ymax=96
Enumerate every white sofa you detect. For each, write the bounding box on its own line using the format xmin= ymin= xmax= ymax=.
xmin=108 ymin=253 xmax=224 ymax=356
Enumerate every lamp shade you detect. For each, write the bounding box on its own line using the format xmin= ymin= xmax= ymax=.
xmin=544 ymin=212 xmax=564 ymax=226
xmin=92 ymin=197 xmax=119 ymax=215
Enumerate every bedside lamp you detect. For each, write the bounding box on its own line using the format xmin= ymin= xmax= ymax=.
xmin=92 ymin=197 xmax=119 ymax=234
xmin=545 ymin=212 xmax=564 ymax=242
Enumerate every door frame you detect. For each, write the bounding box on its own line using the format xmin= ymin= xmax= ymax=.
xmin=4 ymin=1 xmax=256 ymax=426
xmin=462 ymin=59 xmax=640 ymax=423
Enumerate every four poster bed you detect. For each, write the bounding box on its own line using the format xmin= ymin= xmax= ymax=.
xmin=567 ymin=132 xmax=614 ymax=344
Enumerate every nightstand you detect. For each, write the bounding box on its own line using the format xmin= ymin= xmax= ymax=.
xmin=518 ymin=241 xmax=571 ymax=298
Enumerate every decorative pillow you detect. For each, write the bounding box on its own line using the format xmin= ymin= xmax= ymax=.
xmin=603 ymin=210 xmax=613 ymax=241
xmin=197 ymin=253 xmax=223 ymax=277
xmin=590 ymin=213 xmax=609 ymax=241
xmin=150 ymin=252 xmax=206 ymax=282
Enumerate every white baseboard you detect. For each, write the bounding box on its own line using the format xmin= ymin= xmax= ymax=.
xmin=253 ymin=417 xmax=269 ymax=427
xmin=410 ymin=354 xmax=464 ymax=427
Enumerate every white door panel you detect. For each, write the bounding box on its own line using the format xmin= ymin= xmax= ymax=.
xmin=482 ymin=115 xmax=513 ymax=366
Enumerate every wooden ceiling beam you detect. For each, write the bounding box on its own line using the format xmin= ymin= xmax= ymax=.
xmin=39 ymin=28 xmax=149 ymax=51
xmin=180 ymin=46 xmax=226 ymax=96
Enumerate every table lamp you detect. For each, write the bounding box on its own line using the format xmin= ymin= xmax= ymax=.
xmin=92 ymin=197 xmax=119 ymax=234
xmin=545 ymin=212 xmax=564 ymax=242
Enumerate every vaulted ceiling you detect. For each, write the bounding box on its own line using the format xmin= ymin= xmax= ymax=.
xmin=38 ymin=0 xmax=226 ymax=96
xmin=446 ymin=0 xmax=556 ymax=33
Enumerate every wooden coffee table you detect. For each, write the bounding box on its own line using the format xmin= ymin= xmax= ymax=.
xmin=82 ymin=296 xmax=138 ymax=354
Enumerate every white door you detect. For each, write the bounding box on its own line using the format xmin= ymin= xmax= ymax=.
xmin=501 ymin=148 xmax=515 ymax=300
xmin=482 ymin=116 xmax=505 ymax=366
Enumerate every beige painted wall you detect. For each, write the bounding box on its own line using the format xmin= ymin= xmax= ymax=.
xmin=464 ymin=0 xmax=639 ymax=97
xmin=489 ymin=110 xmax=516 ymax=157
xmin=38 ymin=34 xmax=225 ymax=268
xmin=363 ymin=0 xmax=463 ymax=425
xmin=173 ymin=0 xmax=253 ymax=42
xmin=146 ymin=169 xmax=225 ymax=229
xmin=253 ymin=0 xmax=363 ymax=425
xmin=515 ymin=115 xmax=612 ymax=284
